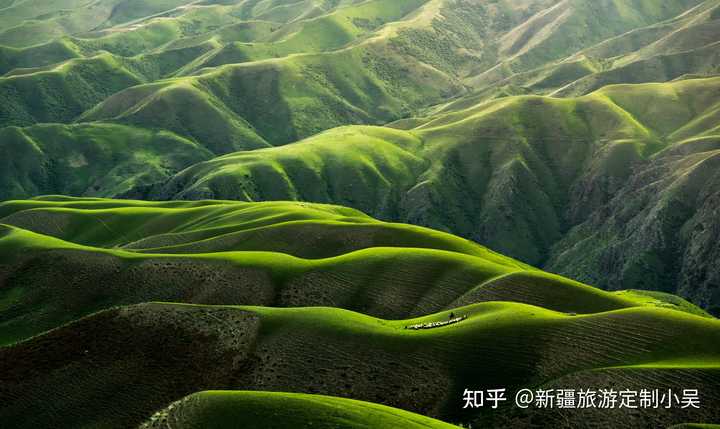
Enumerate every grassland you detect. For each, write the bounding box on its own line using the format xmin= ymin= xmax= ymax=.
xmin=0 ymin=0 xmax=716 ymax=140
xmin=462 ymin=0 xmax=720 ymax=97
xmin=1 ymin=3 xmax=718 ymax=369
xmin=0 ymin=199 xmax=717 ymax=428
xmin=3 ymin=0 xmax=715 ymax=149
xmin=126 ymin=76 xmax=720 ymax=313
xmin=7 ymin=196 xmax=710 ymax=346
xmin=1 ymin=300 xmax=718 ymax=428
xmin=0 ymin=2 xmax=720 ymax=428
xmin=0 ymin=122 xmax=213 ymax=200
xmin=0 ymin=0 xmax=462 ymax=143
xmin=0 ymin=0 xmax=716 ymax=203
xmin=444 ymin=1 xmax=720 ymax=111
xmin=6 ymin=71 xmax=714 ymax=310
xmin=141 ymin=391 xmax=462 ymax=429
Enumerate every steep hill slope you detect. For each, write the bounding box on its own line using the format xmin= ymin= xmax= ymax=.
xmin=0 ymin=123 xmax=213 ymax=200
xmin=141 ymin=391 xmax=462 ymax=429
xmin=3 ymin=0 xmax=714 ymax=150
xmin=0 ymin=199 xmax=715 ymax=428
xmin=1 ymin=301 xmax=718 ymax=428
xmin=6 ymin=197 xmax=704 ymax=346
xmin=546 ymin=132 xmax=720 ymax=313
xmin=0 ymin=53 xmax=144 ymax=126
xmin=130 ymin=77 xmax=720 ymax=311
xmin=0 ymin=2 xmax=716 ymax=232
xmin=448 ymin=0 xmax=720 ymax=106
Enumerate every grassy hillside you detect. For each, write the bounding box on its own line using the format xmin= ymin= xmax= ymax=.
xmin=456 ymin=0 xmax=720 ymax=103
xmin=463 ymin=0 xmax=711 ymax=84
xmin=1 ymin=301 xmax=718 ymax=428
xmin=0 ymin=201 xmax=715 ymax=428
xmin=546 ymin=133 xmax=720 ymax=313
xmin=4 ymin=0 xmax=712 ymax=144
xmin=127 ymin=77 xmax=720 ymax=313
xmin=6 ymin=197 xmax=707 ymax=346
xmin=3 ymin=69 xmax=717 ymax=311
xmin=177 ymin=0 xmax=430 ymax=72
xmin=0 ymin=53 xmax=144 ymax=126
xmin=0 ymin=0 xmax=714 ymax=174
xmin=1 ymin=3 xmax=719 ymax=428
xmin=0 ymin=0 xmax=462 ymax=140
xmin=0 ymin=123 xmax=213 ymax=200
xmin=141 ymin=126 xmax=428 ymax=214
xmin=141 ymin=391 xmax=462 ymax=429
xmin=77 ymin=45 xmax=461 ymax=146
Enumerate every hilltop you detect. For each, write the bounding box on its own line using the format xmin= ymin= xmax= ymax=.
xmin=1 ymin=301 xmax=718 ymax=428
xmin=6 ymin=196 xmax=708 ymax=345
xmin=116 ymin=77 xmax=720 ymax=312
xmin=0 ymin=3 xmax=719 ymax=427
xmin=3 ymin=0 xmax=718 ymax=148
xmin=140 ymin=391 xmax=463 ymax=429
xmin=0 ymin=1 xmax=719 ymax=311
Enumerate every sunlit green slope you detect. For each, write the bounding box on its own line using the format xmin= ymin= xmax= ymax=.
xmin=0 ymin=123 xmax=214 ymax=200
xmin=140 ymin=391 xmax=462 ymax=429
xmin=1 ymin=301 xmax=718 ymax=428
xmin=124 ymin=77 xmax=720 ymax=313
xmin=3 ymin=0 xmax=716 ymax=150
xmin=5 ymin=196 xmax=705 ymax=346
xmin=0 ymin=198 xmax=716 ymax=428
xmin=461 ymin=0 xmax=720 ymax=99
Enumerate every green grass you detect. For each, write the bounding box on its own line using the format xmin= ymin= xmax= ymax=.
xmin=0 ymin=123 xmax=213 ymax=200
xmin=0 ymin=197 xmax=710 ymax=347
xmin=140 ymin=77 xmax=720 ymax=269
xmin=466 ymin=0 xmax=708 ymax=87
xmin=79 ymin=41 xmax=461 ymax=145
xmin=60 ymin=76 xmax=715 ymax=316
xmin=2 ymin=300 xmax=719 ymax=428
xmin=0 ymin=0 xmax=202 ymax=48
xmin=0 ymin=0 xmax=712 ymax=157
xmin=0 ymin=39 xmax=81 ymax=75
xmin=0 ymin=52 xmax=144 ymax=126
xmin=3 ymin=71 xmax=717 ymax=313
xmin=0 ymin=3 xmax=719 ymax=428
xmin=141 ymin=391 xmax=462 ymax=429
xmin=463 ymin=0 xmax=720 ymax=98
xmin=187 ymin=0 xmax=428 ymax=69
xmin=0 ymin=0 xmax=454 ymax=145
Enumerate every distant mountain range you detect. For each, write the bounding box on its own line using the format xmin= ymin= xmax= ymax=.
xmin=1 ymin=0 xmax=718 ymax=311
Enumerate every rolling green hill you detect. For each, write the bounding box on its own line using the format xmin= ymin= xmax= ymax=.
xmin=461 ymin=0 xmax=720 ymax=99
xmin=0 ymin=199 xmax=716 ymax=428
xmin=4 ymin=0 xmax=716 ymax=148
xmin=1 ymin=301 xmax=718 ymax=428
xmin=1 ymin=0 xmax=717 ymax=139
xmin=0 ymin=123 xmax=213 ymax=200
xmin=1 ymin=2 xmax=720 ymax=428
xmin=1 ymin=1 xmax=717 ymax=217
xmin=124 ymin=77 xmax=720 ymax=312
xmin=1 ymin=28 xmax=718 ymax=314
xmin=140 ymin=391 xmax=462 ymax=429
xmin=0 ymin=52 xmax=144 ymax=126
xmin=7 ymin=197 xmax=708 ymax=346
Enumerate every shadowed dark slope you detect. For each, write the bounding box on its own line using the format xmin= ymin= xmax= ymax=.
xmin=1 ymin=302 xmax=718 ymax=428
